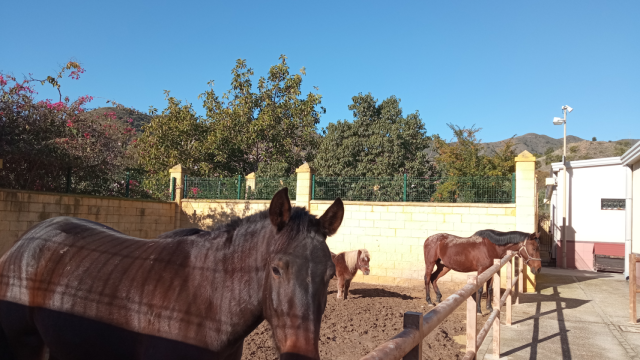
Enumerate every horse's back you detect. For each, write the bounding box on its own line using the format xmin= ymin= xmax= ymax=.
xmin=0 ymin=216 xmax=211 ymax=347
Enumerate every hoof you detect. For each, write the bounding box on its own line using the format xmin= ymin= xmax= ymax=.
xmin=477 ymin=310 xmax=483 ymax=315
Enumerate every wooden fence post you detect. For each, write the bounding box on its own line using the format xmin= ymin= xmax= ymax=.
xmin=493 ymin=259 xmax=501 ymax=359
xmin=402 ymin=312 xmax=423 ymax=360
xmin=466 ymin=275 xmax=477 ymax=360
xmin=517 ymin=256 xmax=523 ymax=305
xmin=631 ymin=253 xmax=637 ymax=324
xmin=506 ymin=256 xmax=513 ymax=326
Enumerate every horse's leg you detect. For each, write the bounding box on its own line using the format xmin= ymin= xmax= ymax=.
xmin=337 ymin=276 xmax=345 ymax=299
xmin=476 ymin=266 xmax=490 ymax=314
xmin=424 ymin=260 xmax=436 ymax=306
xmin=486 ymin=276 xmax=494 ymax=312
xmin=343 ymin=278 xmax=352 ymax=300
xmin=432 ymin=265 xmax=451 ymax=303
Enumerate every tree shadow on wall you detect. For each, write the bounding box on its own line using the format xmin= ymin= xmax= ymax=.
xmin=180 ymin=201 xmax=265 ymax=230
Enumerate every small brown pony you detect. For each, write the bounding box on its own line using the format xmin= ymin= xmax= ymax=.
xmin=0 ymin=188 xmax=343 ymax=360
xmin=330 ymin=249 xmax=371 ymax=299
xmin=423 ymin=229 xmax=541 ymax=314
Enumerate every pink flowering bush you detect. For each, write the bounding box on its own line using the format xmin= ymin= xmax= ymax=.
xmin=0 ymin=62 xmax=140 ymax=194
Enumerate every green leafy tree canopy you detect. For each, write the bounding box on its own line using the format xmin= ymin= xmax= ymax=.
xmin=314 ymin=93 xmax=433 ymax=177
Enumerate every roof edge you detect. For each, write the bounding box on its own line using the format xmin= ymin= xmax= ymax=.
xmin=551 ymin=157 xmax=622 ymax=171
xmin=621 ymin=141 xmax=640 ymax=166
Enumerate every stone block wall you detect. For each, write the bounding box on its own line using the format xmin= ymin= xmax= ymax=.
xmin=0 ymin=189 xmax=176 ymax=256
xmin=309 ymin=201 xmax=519 ymax=287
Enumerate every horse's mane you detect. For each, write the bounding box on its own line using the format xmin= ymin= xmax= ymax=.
xmin=344 ymin=249 xmax=369 ymax=273
xmin=473 ymin=229 xmax=529 ymax=245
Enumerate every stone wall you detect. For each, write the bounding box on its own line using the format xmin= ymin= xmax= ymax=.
xmin=0 ymin=189 xmax=176 ymax=256
xmin=309 ymin=201 xmax=523 ymax=288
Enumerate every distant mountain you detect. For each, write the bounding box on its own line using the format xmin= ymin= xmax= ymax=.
xmin=482 ymin=133 xmax=588 ymax=155
xmin=85 ymin=107 xmax=153 ymax=132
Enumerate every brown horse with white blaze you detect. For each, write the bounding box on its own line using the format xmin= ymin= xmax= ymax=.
xmin=423 ymin=230 xmax=542 ymax=314
xmin=330 ymin=249 xmax=370 ymax=299
xmin=0 ymin=188 xmax=343 ymax=360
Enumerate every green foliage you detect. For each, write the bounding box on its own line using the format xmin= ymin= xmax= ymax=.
xmin=569 ymin=145 xmax=578 ymax=154
xmin=136 ymin=92 xmax=213 ymax=178
xmin=592 ymin=137 xmax=597 ymax=141
xmin=199 ymin=55 xmax=323 ymax=177
xmin=314 ymin=93 xmax=432 ymax=177
xmin=434 ymin=124 xmax=516 ymax=177
xmin=432 ymin=124 xmax=517 ymax=201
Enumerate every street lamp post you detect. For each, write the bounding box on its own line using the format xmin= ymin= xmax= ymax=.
xmin=553 ymin=105 xmax=573 ymax=269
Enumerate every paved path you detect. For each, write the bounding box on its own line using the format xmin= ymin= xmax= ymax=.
xmin=476 ymin=268 xmax=640 ymax=360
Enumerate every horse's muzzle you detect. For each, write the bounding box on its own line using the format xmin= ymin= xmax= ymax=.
xmin=363 ymin=269 xmax=370 ymax=275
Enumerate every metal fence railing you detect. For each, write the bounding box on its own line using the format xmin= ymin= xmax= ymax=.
xmin=183 ymin=175 xmax=245 ymax=200
xmin=247 ymin=177 xmax=297 ymax=200
xmin=312 ymin=174 xmax=515 ymax=203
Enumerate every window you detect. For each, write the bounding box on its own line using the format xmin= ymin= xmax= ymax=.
xmin=601 ymin=198 xmax=625 ymax=210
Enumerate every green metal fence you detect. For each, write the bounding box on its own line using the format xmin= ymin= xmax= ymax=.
xmin=312 ymin=174 xmax=515 ymax=203
xmin=125 ymin=175 xmax=172 ymax=201
xmin=183 ymin=175 xmax=245 ymax=200
xmin=247 ymin=177 xmax=297 ymax=200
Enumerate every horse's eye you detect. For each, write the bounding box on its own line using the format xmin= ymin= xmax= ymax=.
xmin=272 ymin=267 xmax=281 ymax=277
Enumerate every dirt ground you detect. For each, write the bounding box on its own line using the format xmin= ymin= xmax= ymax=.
xmin=242 ymin=280 xmax=478 ymax=360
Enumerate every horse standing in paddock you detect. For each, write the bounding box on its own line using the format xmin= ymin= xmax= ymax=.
xmin=330 ymin=249 xmax=370 ymax=299
xmin=423 ymin=230 xmax=542 ymax=314
xmin=0 ymin=188 xmax=344 ymax=360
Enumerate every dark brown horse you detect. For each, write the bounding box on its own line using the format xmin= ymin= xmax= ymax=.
xmin=330 ymin=249 xmax=370 ymax=300
xmin=423 ymin=230 xmax=542 ymax=314
xmin=0 ymin=188 xmax=344 ymax=360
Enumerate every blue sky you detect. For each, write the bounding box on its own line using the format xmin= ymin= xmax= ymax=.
xmin=2 ymin=0 xmax=638 ymax=142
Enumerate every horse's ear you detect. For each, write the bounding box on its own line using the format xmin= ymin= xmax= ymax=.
xmin=269 ymin=188 xmax=291 ymax=231
xmin=319 ymin=198 xmax=344 ymax=237
xmin=357 ymin=249 xmax=362 ymax=260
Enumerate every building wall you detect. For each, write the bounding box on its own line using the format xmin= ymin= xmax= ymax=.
xmin=0 ymin=189 xmax=176 ymax=257
xmin=633 ymin=162 xmax=640 ymax=254
xmin=551 ymin=161 xmax=627 ymax=270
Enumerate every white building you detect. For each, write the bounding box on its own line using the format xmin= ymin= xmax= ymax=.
xmin=549 ymin=157 xmax=631 ymax=272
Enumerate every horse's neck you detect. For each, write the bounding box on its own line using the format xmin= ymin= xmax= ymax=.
xmin=499 ymin=242 xmax=523 ymax=256
xmin=192 ymin=227 xmax=273 ymax=342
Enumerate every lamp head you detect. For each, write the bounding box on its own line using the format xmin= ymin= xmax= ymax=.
xmin=553 ymin=117 xmax=565 ymax=125
xmin=561 ymin=105 xmax=573 ymax=113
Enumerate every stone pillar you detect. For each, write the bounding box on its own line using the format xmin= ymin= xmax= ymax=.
xmin=245 ymin=172 xmax=256 ymax=199
xmin=515 ymin=150 xmax=537 ymax=292
xmin=295 ymin=163 xmax=315 ymax=210
xmin=169 ymin=164 xmax=187 ymax=229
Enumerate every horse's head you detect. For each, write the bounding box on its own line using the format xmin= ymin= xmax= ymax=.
xmin=357 ymin=249 xmax=370 ymax=275
xmin=521 ymin=232 xmax=542 ymax=275
xmin=263 ymin=188 xmax=343 ymax=360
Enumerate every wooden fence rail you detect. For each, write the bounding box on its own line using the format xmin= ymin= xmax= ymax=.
xmin=360 ymin=250 xmax=523 ymax=360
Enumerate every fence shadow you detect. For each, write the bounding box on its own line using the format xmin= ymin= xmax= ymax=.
xmin=347 ymin=288 xmax=415 ymax=300
xmin=180 ymin=201 xmax=261 ymax=230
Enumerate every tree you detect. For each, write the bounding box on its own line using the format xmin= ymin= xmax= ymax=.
xmin=430 ymin=124 xmax=517 ymax=202
xmin=0 ymin=62 xmax=138 ymax=194
xmin=592 ymin=137 xmax=597 ymax=141
xmin=433 ymin=124 xmax=516 ymax=177
xmin=135 ymin=91 xmax=213 ymax=178
xmin=314 ymin=93 xmax=433 ymax=177
xmin=198 ymin=56 xmax=323 ymax=177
